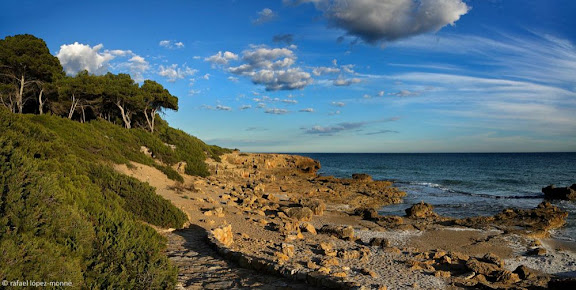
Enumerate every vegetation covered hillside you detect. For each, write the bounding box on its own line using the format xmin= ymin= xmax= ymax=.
xmin=0 ymin=34 xmax=230 ymax=288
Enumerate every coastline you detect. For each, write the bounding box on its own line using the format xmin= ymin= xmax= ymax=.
xmin=117 ymin=151 xmax=575 ymax=288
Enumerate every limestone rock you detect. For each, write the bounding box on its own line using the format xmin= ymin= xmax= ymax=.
xmin=513 ymin=265 xmax=538 ymax=280
xmin=369 ymin=237 xmax=390 ymax=248
xmin=301 ymin=199 xmax=326 ymax=216
xmin=405 ymin=202 xmax=437 ymax=219
xmin=355 ymin=207 xmax=380 ymax=220
xmin=307 ymin=260 xmax=320 ymax=270
xmin=300 ymin=222 xmax=317 ymax=234
xmin=481 ymin=253 xmax=504 ymax=267
xmin=281 ymin=243 xmax=295 ymax=257
xmin=465 ymin=258 xmax=500 ymax=276
xmin=527 ymin=247 xmax=547 ymax=256
xmin=319 ymin=242 xmax=337 ymax=257
xmin=338 ymin=250 xmax=361 ymax=260
xmin=318 ymin=225 xmax=355 ymax=240
xmin=495 ymin=270 xmax=521 ymax=284
xmin=321 ymin=257 xmax=339 ymax=267
xmin=435 ymin=271 xmax=451 ymax=278
xmin=361 ymin=268 xmax=379 ymax=278
xmin=211 ymin=225 xmax=233 ymax=246
xmin=285 ymin=207 xmax=314 ymax=221
xmin=274 ymin=251 xmax=290 ymax=263
xmin=332 ymin=271 xmax=347 ymax=278
xmin=352 ymin=173 xmax=373 ymax=182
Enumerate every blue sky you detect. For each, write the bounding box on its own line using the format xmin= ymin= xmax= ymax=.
xmin=2 ymin=0 xmax=575 ymax=152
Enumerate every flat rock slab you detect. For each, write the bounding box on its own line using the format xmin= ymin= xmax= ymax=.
xmin=165 ymin=225 xmax=324 ymax=289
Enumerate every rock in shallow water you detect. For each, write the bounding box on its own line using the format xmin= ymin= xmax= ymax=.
xmin=542 ymin=184 xmax=576 ymax=200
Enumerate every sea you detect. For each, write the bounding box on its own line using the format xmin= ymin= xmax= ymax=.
xmin=297 ymin=153 xmax=576 ymax=242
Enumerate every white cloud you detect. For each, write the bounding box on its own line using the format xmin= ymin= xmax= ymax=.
xmin=390 ymin=89 xmax=420 ymax=97
xmin=228 ymin=76 xmax=239 ymax=82
xmin=202 ymin=73 xmax=211 ymax=80
xmin=56 ymin=42 xmax=150 ymax=81
xmin=159 ymin=40 xmax=185 ymax=49
xmin=286 ymin=0 xmax=469 ymax=44
xmin=56 ymin=42 xmax=115 ymax=75
xmin=302 ymin=118 xmax=399 ymax=135
xmin=205 ymin=51 xmax=239 ymax=65
xmin=333 ymin=78 xmax=361 ymax=86
xmin=299 ymin=108 xmax=314 ymax=113
xmin=216 ymin=105 xmax=232 ymax=111
xmin=331 ymin=101 xmax=345 ymax=107
xmin=253 ymin=8 xmax=277 ymax=25
xmin=188 ymin=89 xmax=201 ymax=96
xmin=265 ymin=108 xmax=289 ymax=115
xmin=115 ymin=55 xmax=150 ymax=82
xmin=229 ymin=46 xmax=313 ymax=91
xmin=341 ymin=64 xmax=355 ymax=74
xmin=282 ymin=99 xmax=298 ymax=104
xmin=158 ymin=64 xmax=197 ymax=82
xmin=312 ymin=66 xmax=341 ymax=76
xmin=240 ymin=105 xmax=252 ymax=110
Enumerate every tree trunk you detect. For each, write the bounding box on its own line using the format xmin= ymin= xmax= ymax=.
xmin=80 ymin=105 xmax=86 ymax=123
xmin=143 ymin=107 xmax=157 ymax=133
xmin=38 ymin=89 xmax=44 ymax=115
xmin=68 ymin=94 xmax=78 ymax=119
xmin=116 ymin=100 xmax=131 ymax=129
xmin=150 ymin=109 xmax=156 ymax=133
xmin=17 ymin=74 xmax=24 ymax=114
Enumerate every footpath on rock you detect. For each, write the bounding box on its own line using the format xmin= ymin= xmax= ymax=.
xmin=117 ymin=151 xmax=575 ymax=289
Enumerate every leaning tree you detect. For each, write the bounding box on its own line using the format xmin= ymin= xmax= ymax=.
xmin=0 ymin=34 xmax=64 ymax=114
xmin=139 ymin=80 xmax=178 ymax=133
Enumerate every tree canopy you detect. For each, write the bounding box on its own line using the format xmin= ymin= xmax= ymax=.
xmin=0 ymin=34 xmax=64 ymax=114
xmin=0 ymin=34 xmax=179 ymax=131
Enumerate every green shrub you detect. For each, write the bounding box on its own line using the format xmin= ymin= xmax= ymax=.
xmin=152 ymin=163 xmax=185 ymax=183
xmin=0 ymin=109 xmax=185 ymax=288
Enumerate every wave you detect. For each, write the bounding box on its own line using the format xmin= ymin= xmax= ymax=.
xmin=398 ymin=181 xmax=544 ymax=200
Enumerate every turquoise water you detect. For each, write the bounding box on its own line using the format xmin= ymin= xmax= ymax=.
xmin=298 ymin=153 xmax=576 ymax=241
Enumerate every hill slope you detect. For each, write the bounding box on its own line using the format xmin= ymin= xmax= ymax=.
xmin=0 ymin=108 xmax=228 ymax=288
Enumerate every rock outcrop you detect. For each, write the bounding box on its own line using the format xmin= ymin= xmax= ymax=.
xmin=455 ymin=201 xmax=568 ymax=237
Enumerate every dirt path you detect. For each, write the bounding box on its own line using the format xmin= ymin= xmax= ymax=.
xmin=166 ymin=225 xmax=322 ymax=289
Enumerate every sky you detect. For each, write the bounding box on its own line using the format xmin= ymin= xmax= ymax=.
xmin=2 ymin=0 xmax=575 ymax=153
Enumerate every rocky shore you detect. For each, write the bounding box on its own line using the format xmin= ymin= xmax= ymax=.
xmin=116 ymin=152 xmax=575 ymax=289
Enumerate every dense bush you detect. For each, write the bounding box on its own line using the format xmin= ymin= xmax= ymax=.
xmin=90 ymin=165 xmax=187 ymax=228
xmin=0 ymin=109 xmax=201 ymax=288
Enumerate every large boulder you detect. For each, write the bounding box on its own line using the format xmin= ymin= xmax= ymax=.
xmin=211 ymin=225 xmax=234 ymax=246
xmin=405 ymin=202 xmax=438 ymax=219
xmin=318 ymin=225 xmax=355 ymax=240
xmin=542 ymin=184 xmax=576 ymax=200
xmin=284 ymin=207 xmax=314 ymax=221
xmin=300 ymin=199 xmax=326 ymax=216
